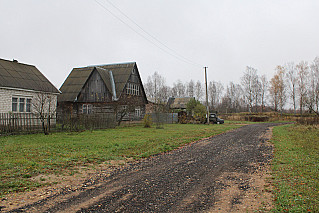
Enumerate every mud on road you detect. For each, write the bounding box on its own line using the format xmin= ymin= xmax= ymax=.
xmin=7 ymin=123 xmax=279 ymax=212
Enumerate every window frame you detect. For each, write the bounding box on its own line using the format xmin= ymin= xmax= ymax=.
xmin=126 ymin=83 xmax=140 ymax=96
xmin=12 ymin=97 xmax=18 ymax=112
xmin=26 ymin=98 xmax=32 ymax=112
xmin=19 ymin=98 xmax=25 ymax=112
xmin=135 ymin=106 xmax=141 ymax=118
xmin=82 ymin=104 xmax=93 ymax=114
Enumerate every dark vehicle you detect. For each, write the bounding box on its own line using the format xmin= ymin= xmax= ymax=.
xmin=206 ymin=113 xmax=224 ymax=124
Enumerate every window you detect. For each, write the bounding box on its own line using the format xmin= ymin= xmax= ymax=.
xmin=126 ymin=83 xmax=140 ymax=96
xmin=19 ymin=98 xmax=25 ymax=112
xmin=82 ymin=104 xmax=93 ymax=114
xmin=88 ymin=104 xmax=92 ymax=114
xmin=12 ymin=97 xmax=18 ymax=112
xmin=135 ymin=106 xmax=141 ymax=118
xmin=12 ymin=97 xmax=32 ymax=112
xmin=26 ymin=99 xmax=31 ymax=112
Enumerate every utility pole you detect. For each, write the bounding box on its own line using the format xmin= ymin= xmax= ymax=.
xmin=204 ymin=67 xmax=210 ymax=125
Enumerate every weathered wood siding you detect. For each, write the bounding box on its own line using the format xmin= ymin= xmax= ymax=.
xmin=77 ymin=70 xmax=112 ymax=102
xmin=58 ymin=66 xmax=148 ymax=121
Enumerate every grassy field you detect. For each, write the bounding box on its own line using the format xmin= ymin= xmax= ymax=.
xmin=0 ymin=123 xmax=241 ymax=196
xmin=271 ymin=124 xmax=319 ymax=212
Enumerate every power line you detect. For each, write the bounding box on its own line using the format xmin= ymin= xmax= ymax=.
xmin=103 ymin=0 xmax=203 ymax=67
xmin=94 ymin=0 xmax=203 ymax=67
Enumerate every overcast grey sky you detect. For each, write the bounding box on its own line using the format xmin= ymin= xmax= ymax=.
xmin=1 ymin=0 xmax=318 ymax=89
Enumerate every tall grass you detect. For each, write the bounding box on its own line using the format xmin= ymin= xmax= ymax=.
xmin=0 ymin=123 xmax=240 ymax=196
xmin=271 ymin=125 xmax=319 ymax=212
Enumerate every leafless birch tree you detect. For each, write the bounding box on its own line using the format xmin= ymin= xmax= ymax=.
xmin=285 ymin=62 xmax=298 ymax=114
xmin=241 ymin=66 xmax=258 ymax=112
xmin=145 ymin=72 xmax=169 ymax=103
xmin=208 ymin=81 xmax=224 ymax=111
xmin=296 ymin=61 xmax=309 ymax=115
xmin=260 ymin=75 xmax=268 ymax=112
xmin=172 ymin=80 xmax=186 ymax=97
xmin=308 ymin=57 xmax=319 ymax=114
xmin=194 ymin=80 xmax=203 ymax=101
xmin=186 ymin=80 xmax=195 ymax=97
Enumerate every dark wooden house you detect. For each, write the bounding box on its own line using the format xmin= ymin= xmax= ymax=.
xmin=58 ymin=62 xmax=148 ymax=121
xmin=167 ymin=97 xmax=194 ymax=111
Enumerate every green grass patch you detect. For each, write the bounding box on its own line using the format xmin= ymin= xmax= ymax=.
xmin=0 ymin=123 xmax=241 ymax=196
xmin=271 ymin=124 xmax=319 ymax=212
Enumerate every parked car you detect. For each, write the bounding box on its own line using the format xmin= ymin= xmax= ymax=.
xmin=206 ymin=113 xmax=224 ymax=124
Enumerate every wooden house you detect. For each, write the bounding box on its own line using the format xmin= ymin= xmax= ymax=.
xmin=58 ymin=62 xmax=148 ymax=121
xmin=167 ymin=97 xmax=194 ymax=111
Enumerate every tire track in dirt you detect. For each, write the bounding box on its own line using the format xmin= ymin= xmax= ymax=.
xmin=8 ymin=123 xmax=279 ymax=213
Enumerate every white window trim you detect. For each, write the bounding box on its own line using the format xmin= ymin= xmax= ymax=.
xmin=82 ymin=104 xmax=93 ymax=114
xmin=135 ymin=106 xmax=141 ymax=117
xmin=126 ymin=83 xmax=140 ymax=96
xmin=12 ymin=96 xmax=32 ymax=113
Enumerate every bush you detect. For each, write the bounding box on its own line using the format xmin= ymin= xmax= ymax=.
xmin=186 ymin=98 xmax=206 ymax=124
xmin=297 ymin=116 xmax=319 ymax=125
xmin=143 ymin=114 xmax=152 ymax=128
xmin=244 ymin=115 xmax=269 ymax=122
xmin=193 ymin=104 xmax=206 ymax=123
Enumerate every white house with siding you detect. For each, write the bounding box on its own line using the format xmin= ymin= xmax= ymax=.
xmin=0 ymin=58 xmax=60 ymax=115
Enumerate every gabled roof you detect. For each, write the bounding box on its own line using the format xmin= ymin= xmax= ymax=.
xmin=168 ymin=97 xmax=194 ymax=109
xmin=0 ymin=58 xmax=60 ymax=93
xmin=58 ymin=62 xmax=138 ymax=102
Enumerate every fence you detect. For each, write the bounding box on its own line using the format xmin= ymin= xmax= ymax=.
xmin=151 ymin=113 xmax=178 ymax=124
xmin=57 ymin=113 xmax=117 ymax=131
xmin=0 ymin=112 xmax=118 ymax=135
xmin=0 ymin=113 xmax=56 ymax=135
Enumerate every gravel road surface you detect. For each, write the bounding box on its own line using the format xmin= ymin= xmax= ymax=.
xmin=9 ymin=123 xmax=278 ymax=212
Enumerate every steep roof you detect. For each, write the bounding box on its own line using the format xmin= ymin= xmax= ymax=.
xmin=0 ymin=58 xmax=60 ymax=93
xmin=58 ymin=62 xmax=138 ymax=102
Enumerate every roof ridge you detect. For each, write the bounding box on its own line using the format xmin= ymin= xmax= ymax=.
xmin=77 ymin=62 xmax=136 ymax=69
xmin=0 ymin=58 xmax=36 ymax=67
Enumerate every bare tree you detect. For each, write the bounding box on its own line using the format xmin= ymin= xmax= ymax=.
xmin=160 ymin=85 xmax=171 ymax=103
xmin=186 ymin=80 xmax=195 ymax=97
xmin=172 ymin=80 xmax=186 ymax=97
xmin=145 ymin=76 xmax=155 ymax=100
xmin=226 ymin=82 xmax=243 ymax=112
xmin=113 ymin=103 xmax=135 ymax=126
xmin=260 ymin=75 xmax=268 ymax=112
xmin=269 ymin=66 xmax=286 ymax=113
xmin=219 ymin=82 xmax=244 ymax=113
xmin=285 ymin=62 xmax=298 ymax=114
xmin=194 ymin=80 xmax=203 ymax=101
xmin=170 ymin=85 xmax=178 ymax=97
xmin=308 ymin=57 xmax=319 ymax=114
xmin=241 ymin=66 xmax=258 ymax=112
xmin=32 ymin=92 xmax=57 ymax=135
xmin=296 ymin=61 xmax=309 ymax=115
xmin=208 ymin=81 xmax=224 ymax=111
xmin=252 ymin=75 xmax=261 ymax=112
xmin=145 ymin=72 xmax=168 ymax=103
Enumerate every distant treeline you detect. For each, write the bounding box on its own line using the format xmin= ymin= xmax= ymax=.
xmin=145 ymin=57 xmax=319 ymax=115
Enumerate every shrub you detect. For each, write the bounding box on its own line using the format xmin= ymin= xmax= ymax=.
xmin=193 ymin=104 xmax=206 ymax=123
xmin=297 ymin=116 xmax=319 ymax=125
xmin=244 ymin=115 xmax=269 ymax=122
xmin=143 ymin=114 xmax=152 ymax=128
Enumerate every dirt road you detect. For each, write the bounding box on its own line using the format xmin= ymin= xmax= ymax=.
xmin=9 ymin=123 xmax=278 ymax=212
